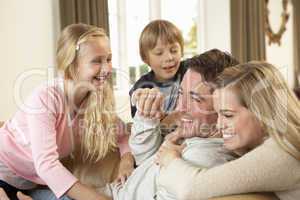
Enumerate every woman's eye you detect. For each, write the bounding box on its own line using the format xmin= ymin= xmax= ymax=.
xmin=224 ymin=114 xmax=233 ymax=118
xmin=155 ymin=52 xmax=163 ymax=56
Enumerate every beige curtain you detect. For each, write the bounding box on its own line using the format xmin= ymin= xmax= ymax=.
xmin=59 ymin=0 xmax=110 ymax=35
xmin=230 ymin=0 xmax=266 ymax=63
xmin=292 ymin=0 xmax=300 ymax=89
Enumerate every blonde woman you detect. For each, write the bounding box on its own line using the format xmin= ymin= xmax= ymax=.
xmin=0 ymin=23 xmax=134 ymax=200
xmin=157 ymin=61 xmax=300 ymax=200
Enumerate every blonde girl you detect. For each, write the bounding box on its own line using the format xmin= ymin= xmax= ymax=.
xmin=0 ymin=23 xmax=133 ymax=200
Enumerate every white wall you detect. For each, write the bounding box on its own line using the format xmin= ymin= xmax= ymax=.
xmin=266 ymin=0 xmax=294 ymax=87
xmin=0 ymin=0 xmax=60 ymax=120
xmin=198 ymin=0 xmax=231 ymax=53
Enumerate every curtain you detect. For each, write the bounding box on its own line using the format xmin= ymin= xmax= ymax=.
xmin=230 ymin=0 xmax=266 ymax=63
xmin=59 ymin=0 xmax=110 ymax=35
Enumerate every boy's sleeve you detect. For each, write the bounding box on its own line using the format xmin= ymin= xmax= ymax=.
xmin=130 ymin=103 xmax=137 ymax=118
xmin=129 ymin=113 xmax=163 ymax=165
xmin=129 ymin=86 xmax=137 ymax=118
xmin=129 ymin=73 xmax=156 ymax=118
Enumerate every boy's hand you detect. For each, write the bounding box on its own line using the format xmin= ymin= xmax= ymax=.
xmin=114 ymin=153 xmax=135 ymax=187
xmin=132 ymin=88 xmax=165 ymax=119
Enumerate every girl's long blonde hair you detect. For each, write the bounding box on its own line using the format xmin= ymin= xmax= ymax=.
xmin=215 ymin=61 xmax=300 ymax=160
xmin=56 ymin=23 xmax=117 ymax=162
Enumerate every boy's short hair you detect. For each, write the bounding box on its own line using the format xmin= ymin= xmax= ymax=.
xmin=186 ymin=49 xmax=239 ymax=82
xmin=139 ymin=19 xmax=184 ymax=63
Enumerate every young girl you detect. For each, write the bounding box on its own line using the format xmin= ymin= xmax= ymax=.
xmin=0 ymin=23 xmax=133 ymax=200
xmin=157 ymin=61 xmax=300 ymax=200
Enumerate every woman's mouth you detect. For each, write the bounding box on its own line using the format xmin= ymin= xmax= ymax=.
xmin=222 ymin=132 xmax=236 ymax=140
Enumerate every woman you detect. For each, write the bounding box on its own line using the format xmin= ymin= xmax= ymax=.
xmin=0 ymin=23 xmax=134 ymax=200
xmin=157 ymin=61 xmax=300 ymax=200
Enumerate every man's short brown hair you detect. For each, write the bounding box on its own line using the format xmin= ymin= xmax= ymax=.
xmin=186 ymin=49 xmax=239 ymax=82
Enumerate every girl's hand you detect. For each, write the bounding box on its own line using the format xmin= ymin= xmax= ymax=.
xmin=156 ymin=137 xmax=186 ymax=167
xmin=0 ymin=188 xmax=33 ymax=200
xmin=114 ymin=153 xmax=135 ymax=187
xmin=0 ymin=187 xmax=10 ymax=200
xmin=16 ymin=192 xmax=33 ymax=200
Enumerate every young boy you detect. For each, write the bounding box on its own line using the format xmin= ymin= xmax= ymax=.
xmin=129 ymin=19 xmax=188 ymax=118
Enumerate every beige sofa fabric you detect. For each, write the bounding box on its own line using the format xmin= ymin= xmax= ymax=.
xmin=211 ymin=193 xmax=279 ymax=200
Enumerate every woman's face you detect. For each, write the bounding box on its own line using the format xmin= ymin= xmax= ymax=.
xmin=76 ymin=37 xmax=112 ymax=90
xmin=213 ymin=87 xmax=265 ymax=154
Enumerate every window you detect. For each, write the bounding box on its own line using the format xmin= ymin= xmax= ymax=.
xmin=108 ymin=0 xmax=230 ymax=91
xmin=161 ymin=0 xmax=199 ymax=58
xmin=108 ymin=0 xmax=231 ymax=122
xmin=109 ymin=0 xmax=149 ymax=91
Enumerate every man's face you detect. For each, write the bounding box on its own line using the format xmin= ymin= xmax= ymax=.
xmin=175 ymin=69 xmax=217 ymax=135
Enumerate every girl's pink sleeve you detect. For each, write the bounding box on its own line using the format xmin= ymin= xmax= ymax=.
xmin=27 ymin=87 xmax=78 ymax=198
xmin=116 ymin=118 xmax=131 ymax=156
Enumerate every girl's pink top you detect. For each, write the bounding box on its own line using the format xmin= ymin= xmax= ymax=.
xmin=0 ymin=78 xmax=130 ymax=198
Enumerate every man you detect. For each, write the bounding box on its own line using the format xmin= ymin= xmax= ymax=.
xmin=109 ymin=49 xmax=239 ymax=200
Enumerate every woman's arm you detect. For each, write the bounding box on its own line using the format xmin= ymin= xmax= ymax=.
xmin=158 ymin=139 xmax=300 ymax=200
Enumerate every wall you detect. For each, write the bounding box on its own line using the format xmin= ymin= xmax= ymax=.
xmin=198 ymin=0 xmax=231 ymax=53
xmin=265 ymin=0 xmax=294 ymax=87
xmin=0 ymin=0 xmax=60 ymax=120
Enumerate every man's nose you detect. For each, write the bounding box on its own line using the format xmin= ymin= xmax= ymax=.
xmin=176 ymin=96 xmax=188 ymax=112
xmin=216 ymin=117 xmax=225 ymax=131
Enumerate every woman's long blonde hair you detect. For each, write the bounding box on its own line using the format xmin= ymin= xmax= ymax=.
xmin=56 ymin=23 xmax=118 ymax=162
xmin=215 ymin=61 xmax=300 ymax=160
